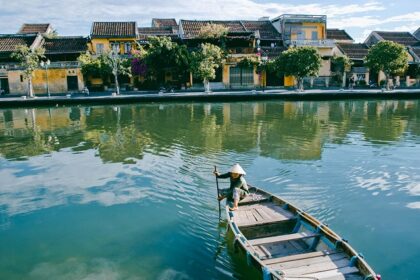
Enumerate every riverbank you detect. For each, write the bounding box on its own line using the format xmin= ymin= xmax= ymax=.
xmin=1 ymin=88 xmax=420 ymax=108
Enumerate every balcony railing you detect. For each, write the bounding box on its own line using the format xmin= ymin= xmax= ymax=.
xmin=0 ymin=61 xmax=81 ymax=70
xmin=285 ymin=39 xmax=336 ymax=48
xmin=352 ymin=67 xmax=368 ymax=74
xmin=228 ymin=47 xmax=257 ymax=54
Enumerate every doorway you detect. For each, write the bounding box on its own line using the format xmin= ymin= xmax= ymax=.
xmin=0 ymin=78 xmax=9 ymax=94
xmin=67 ymin=76 xmax=79 ymax=91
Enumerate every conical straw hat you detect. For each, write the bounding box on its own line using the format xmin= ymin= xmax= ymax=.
xmin=230 ymin=164 xmax=246 ymax=175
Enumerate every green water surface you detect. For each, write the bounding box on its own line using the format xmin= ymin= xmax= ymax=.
xmin=0 ymin=100 xmax=419 ymax=280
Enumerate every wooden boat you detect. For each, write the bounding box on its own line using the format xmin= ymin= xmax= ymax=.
xmin=226 ymin=186 xmax=380 ymax=280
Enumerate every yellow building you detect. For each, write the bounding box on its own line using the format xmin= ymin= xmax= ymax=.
xmin=179 ymin=19 xmax=283 ymax=89
xmin=271 ymin=14 xmax=336 ymax=87
xmin=0 ymin=24 xmax=87 ymax=95
xmin=85 ymin=22 xmax=138 ymax=90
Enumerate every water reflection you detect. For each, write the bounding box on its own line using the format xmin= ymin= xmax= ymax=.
xmin=1 ymin=100 xmax=420 ymax=280
xmin=1 ymin=100 xmax=419 ymax=162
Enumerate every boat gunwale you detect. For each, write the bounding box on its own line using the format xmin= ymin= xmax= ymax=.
xmin=225 ymin=185 xmax=378 ymax=279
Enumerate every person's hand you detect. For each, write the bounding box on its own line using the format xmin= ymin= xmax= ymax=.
xmin=213 ymin=171 xmax=220 ymax=177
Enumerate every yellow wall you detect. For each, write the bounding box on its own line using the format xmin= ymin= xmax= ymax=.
xmin=290 ymin=22 xmax=325 ymax=40
xmin=222 ymin=65 xmax=230 ymax=86
xmin=284 ymin=76 xmax=295 ymax=87
xmin=302 ymin=22 xmax=325 ymax=40
xmin=7 ymin=68 xmax=84 ymax=95
xmin=253 ymin=66 xmax=260 ymax=86
xmin=90 ymin=38 xmax=137 ymax=55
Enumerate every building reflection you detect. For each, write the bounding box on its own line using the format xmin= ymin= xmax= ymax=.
xmin=1 ymin=100 xmax=419 ymax=162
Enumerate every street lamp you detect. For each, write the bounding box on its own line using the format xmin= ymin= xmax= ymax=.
xmin=40 ymin=59 xmax=51 ymax=97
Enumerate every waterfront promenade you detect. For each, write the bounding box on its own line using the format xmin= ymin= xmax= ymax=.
xmin=1 ymin=88 xmax=420 ymax=108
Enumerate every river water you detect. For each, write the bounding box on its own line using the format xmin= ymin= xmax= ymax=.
xmin=0 ymin=100 xmax=419 ymax=280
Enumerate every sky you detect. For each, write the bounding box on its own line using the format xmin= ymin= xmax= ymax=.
xmin=0 ymin=0 xmax=419 ymax=43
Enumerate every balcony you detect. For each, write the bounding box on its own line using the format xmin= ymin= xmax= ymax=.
xmin=0 ymin=61 xmax=81 ymax=70
xmin=352 ymin=67 xmax=369 ymax=74
xmin=228 ymin=47 xmax=257 ymax=55
xmin=285 ymin=39 xmax=336 ymax=48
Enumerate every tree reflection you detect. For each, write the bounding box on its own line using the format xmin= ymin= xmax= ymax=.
xmin=0 ymin=100 xmax=419 ymax=162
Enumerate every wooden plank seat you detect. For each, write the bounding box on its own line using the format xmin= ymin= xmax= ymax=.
xmin=233 ymin=202 xmax=295 ymax=227
xmin=265 ymin=251 xmax=363 ymax=280
xmin=284 ymin=266 xmax=361 ymax=280
xmin=262 ymin=250 xmax=338 ymax=265
xmin=249 ymin=232 xmax=319 ymax=246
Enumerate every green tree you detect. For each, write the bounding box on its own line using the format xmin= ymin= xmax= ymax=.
xmin=144 ymin=36 xmax=191 ymax=88
xmin=107 ymin=51 xmax=132 ymax=95
xmin=365 ymin=41 xmax=409 ymax=90
xmin=198 ymin=24 xmax=228 ymax=40
xmin=331 ymin=55 xmax=353 ymax=88
xmin=78 ymin=52 xmax=112 ymax=85
xmin=11 ymin=45 xmax=45 ymax=97
xmin=274 ymin=46 xmax=321 ymax=91
xmin=78 ymin=52 xmax=131 ymax=94
xmin=190 ymin=43 xmax=224 ymax=92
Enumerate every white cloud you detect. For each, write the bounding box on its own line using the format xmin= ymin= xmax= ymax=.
xmin=0 ymin=0 xmax=387 ymax=35
xmin=407 ymin=202 xmax=420 ymax=209
xmin=387 ymin=12 xmax=420 ymax=22
xmin=0 ymin=149 xmax=150 ymax=216
xmin=329 ymin=16 xmax=383 ymax=29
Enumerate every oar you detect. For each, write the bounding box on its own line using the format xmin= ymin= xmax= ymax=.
xmin=214 ymin=165 xmax=221 ymax=218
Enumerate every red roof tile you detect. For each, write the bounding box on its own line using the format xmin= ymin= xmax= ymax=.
xmin=337 ymin=43 xmax=369 ymax=60
xmin=375 ymin=31 xmax=419 ymax=46
xmin=327 ymin=29 xmax=353 ymax=41
xmin=44 ymin=37 xmax=87 ymax=54
xmin=91 ymin=22 xmax=137 ymax=38
xmin=18 ymin=23 xmax=51 ymax=34
xmin=152 ymin=18 xmax=178 ymax=28
xmin=137 ymin=27 xmax=178 ymax=40
xmin=0 ymin=34 xmax=38 ymax=53
xmin=180 ymin=20 xmax=247 ymax=39
xmin=411 ymin=47 xmax=420 ymax=60
xmin=241 ymin=21 xmax=281 ymax=40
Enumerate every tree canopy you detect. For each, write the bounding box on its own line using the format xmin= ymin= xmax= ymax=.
xmin=365 ymin=40 xmax=408 ymax=89
xmin=198 ymin=24 xmax=229 ymax=40
xmin=190 ymin=43 xmax=224 ymax=92
xmin=11 ymin=44 xmax=45 ymax=97
xmin=143 ymin=36 xmax=191 ymax=85
xmin=11 ymin=45 xmax=45 ymax=79
xmin=274 ymin=46 xmax=321 ymax=90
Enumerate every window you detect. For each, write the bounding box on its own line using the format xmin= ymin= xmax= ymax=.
xmin=124 ymin=43 xmax=132 ymax=54
xmin=96 ymin=43 xmax=104 ymax=54
xmin=311 ymin=31 xmax=318 ymax=40
xmin=111 ymin=43 xmax=120 ymax=54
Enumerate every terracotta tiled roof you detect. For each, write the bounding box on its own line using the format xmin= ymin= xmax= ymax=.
xmin=327 ymin=29 xmax=353 ymax=41
xmin=44 ymin=37 xmax=88 ymax=54
xmin=375 ymin=31 xmax=419 ymax=46
xmin=180 ymin=20 xmax=247 ymax=39
xmin=152 ymin=18 xmax=178 ymax=28
xmin=137 ymin=27 xmax=178 ymax=40
xmin=411 ymin=47 xmax=420 ymax=60
xmin=18 ymin=23 xmax=51 ymax=34
xmin=241 ymin=21 xmax=281 ymax=40
xmin=337 ymin=43 xmax=369 ymax=60
xmin=414 ymin=28 xmax=420 ymax=40
xmin=91 ymin=22 xmax=137 ymax=38
xmin=0 ymin=34 xmax=38 ymax=53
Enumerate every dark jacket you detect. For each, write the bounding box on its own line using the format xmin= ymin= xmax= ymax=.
xmin=217 ymin=172 xmax=249 ymax=193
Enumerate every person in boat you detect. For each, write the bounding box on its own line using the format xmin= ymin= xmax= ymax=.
xmin=214 ymin=164 xmax=249 ymax=211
